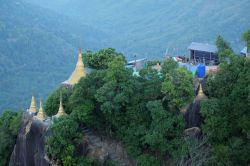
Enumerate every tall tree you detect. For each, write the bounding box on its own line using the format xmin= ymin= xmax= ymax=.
xmin=216 ymin=35 xmax=234 ymax=62
xmin=45 ymin=116 xmax=82 ymax=165
xmin=0 ymin=111 xmax=22 ymax=166
xmin=201 ymin=57 xmax=250 ymax=165
xmin=162 ymin=67 xmax=194 ymax=110
xmin=85 ymin=48 xmax=125 ymax=70
xmin=95 ymin=55 xmax=134 ymax=134
xmin=241 ymin=29 xmax=250 ymax=56
xmin=143 ymin=100 xmax=187 ymax=160
xmin=161 ymin=58 xmax=178 ymax=79
xmin=45 ymin=87 xmax=72 ymax=116
xmin=216 ymin=35 xmax=233 ymax=53
xmin=69 ymin=70 xmax=106 ymax=129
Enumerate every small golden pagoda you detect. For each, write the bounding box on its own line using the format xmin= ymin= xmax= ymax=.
xmin=29 ymin=95 xmax=37 ymax=113
xmin=63 ymin=49 xmax=86 ymax=86
xmin=36 ymin=98 xmax=47 ymax=121
xmin=196 ymin=83 xmax=208 ymax=100
xmin=55 ymin=94 xmax=66 ymax=118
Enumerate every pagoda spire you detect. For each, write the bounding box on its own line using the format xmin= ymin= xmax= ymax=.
xmin=64 ymin=48 xmax=86 ymax=85
xmin=36 ymin=98 xmax=46 ymax=121
xmin=55 ymin=93 xmax=66 ymax=117
xmin=29 ymin=95 xmax=37 ymax=113
xmin=196 ymin=83 xmax=208 ymax=100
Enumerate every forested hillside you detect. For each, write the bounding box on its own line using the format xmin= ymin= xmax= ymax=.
xmin=0 ymin=0 xmax=107 ymax=112
xmin=1 ymin=0 xmax=250 ymax=111
xmin=25 ymin=0 xmax=250 ymax=57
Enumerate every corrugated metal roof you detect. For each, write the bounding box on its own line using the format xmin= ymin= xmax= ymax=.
xmin=127 ymin=58 xmax=147 ymax=64
xmin=241 ymin=47 xmax=247 ymax=54
xmin=188 ymin=42 xmax=217 ymax=53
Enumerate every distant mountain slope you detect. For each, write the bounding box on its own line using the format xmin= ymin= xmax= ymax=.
xmin=1 ymin=0 xmax=250 ymax=111
xmin=0 ymin=0 xmax=107 ymax=112
xmin=25 ymin=0 xmax=250 ymax=58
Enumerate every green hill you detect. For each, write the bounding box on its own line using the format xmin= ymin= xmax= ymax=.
xmin=25 ymin=0 xmax=250 ymax=58
xmin=0 ymin=0 xmax=107 ymax=112
xmin=1 ymin=0 xmax=250 ymax=111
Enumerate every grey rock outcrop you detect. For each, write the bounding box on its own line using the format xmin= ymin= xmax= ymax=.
xmin=80 ymin=128 xmax=136 ymax=166
xmin=184 ymin=127 xmax=201 ymax=138
xmin=9 ymin=113 xmax=135 ymax=166
xmin=184 ymin=101 xmax=202 ymax=128
xmin=9 ymin=113 xmax=51 ymax=166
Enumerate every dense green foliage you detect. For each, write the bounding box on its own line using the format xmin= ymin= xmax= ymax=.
xmin=45 ymin=116 xmax=101 ymax=166
xmin=162 ymin=67 xmax=194 ymax=110
xmin=45 ymin=49 xmax=193 ymax=165
xmin=0 ymin=111 xmax=22 ymax=166
xmin=45 ymin=87 xmax=73 ymax=116
xmin=216 ymin=35 xmax=234 ymax=63
xmin=241 ymin=29 xmax=250 ymax=54
xmin=0 ymin=0 xmax=106 ymax=112
xmin=44 ymin=38 xmax=250 ymax=165
xmin=1 ymin=0 xmax=250 ymax=112
xmin=201 ymin=56 xmax=250 ymax=165
xmin=26 ymin=0 xmax=250 ymax=56
xmin=84 ymin=48 xmax=125 ymax=70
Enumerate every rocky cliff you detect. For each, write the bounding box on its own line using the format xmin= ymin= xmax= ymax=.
xmin=9 ymin=113 xmax=135 ymax=166
xmin=10 ymin=113 xmax=51 ymax=166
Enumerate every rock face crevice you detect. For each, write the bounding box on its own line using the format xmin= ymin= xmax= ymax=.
xmin=10 ymin=113 xmax=50 ymax=166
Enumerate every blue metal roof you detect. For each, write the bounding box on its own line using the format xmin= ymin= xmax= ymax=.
xmin=241 ymin=47 xmax=247 ymax=54
xmin=188 ymin=42 xmax=217 ymax=53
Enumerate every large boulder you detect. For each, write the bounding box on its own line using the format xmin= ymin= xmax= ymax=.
xmin=184 ymin=127 xmax=201 ymax=138
xmin=9 ymin=113 xmax=51 ymax=166
xmin=184 ymin=101 xmax=202 ymax=128
xmin=9 ymin=113 xmax=135 ymax=166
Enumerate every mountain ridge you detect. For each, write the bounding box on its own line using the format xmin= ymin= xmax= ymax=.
xmin=24 ymin=0 xmax=250 ymax=58
xmin=1 ymin=0 xmax=250 ymax=111
xmin=0 ymin=0 xmax=108 ymax=112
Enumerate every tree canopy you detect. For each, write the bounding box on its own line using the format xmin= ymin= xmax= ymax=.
xmin=241 ymin=29 xmax=250 ymax=55
xmin=84 ymin=48 xmax=125 ymax=70
xmin=0 ymin=111 xmax=22 ymax=166
xmin=44 ymin=51 xmax=192 ymax=164
xmin=201 ymin=57 xmax=250 ymax=165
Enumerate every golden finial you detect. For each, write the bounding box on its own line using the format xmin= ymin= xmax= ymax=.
xmin=196 ymin=83 xmax=208 ymax=100
xmin=36 ymin=98 xmax=47 ymax=121
xmin=55 ymin=93 xmax=66 ymax=117
xmin=29 ymin=95 xmax=37 ymax=113
xmin=78 ymin=48 xmax=82 ymax=54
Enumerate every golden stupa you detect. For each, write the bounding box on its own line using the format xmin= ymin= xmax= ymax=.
xmin=196 ymin=83 xmax=208 ymax=100
xmin=29 ymin=95 xmax=37 ymax=113
xmin=55 ymin=94 xmax=67 ymax=118
xmin=36 ymin=98 xmax=47 ymax=121
xmin=63 ymin=49 xmax=86 ymax=85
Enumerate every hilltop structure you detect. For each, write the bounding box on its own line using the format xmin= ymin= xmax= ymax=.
xmin=27 ymin=95 xmax=66 ymax=122
xmin=62 ymin=49 xmax=86 ymax=86
xmin=188 ymin=42 xmax=218 ymax=65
